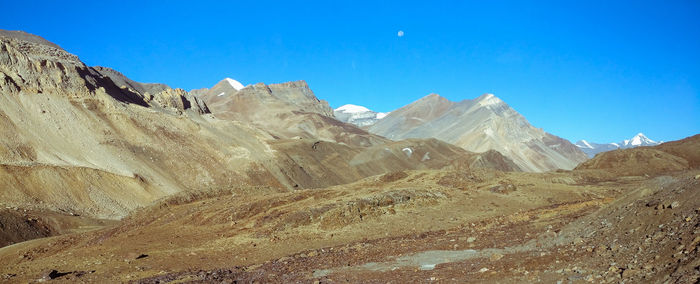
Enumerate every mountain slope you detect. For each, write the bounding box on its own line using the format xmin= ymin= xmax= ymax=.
xmin=369 ymin=93 xmax=588 ymax=172
xmin=198 ymin=80 xmax=388 ymax=147
xmin=575 ymin=133 xmax=661 ymax=157
xmin=575 ymin=134 xmax=699 ymax=176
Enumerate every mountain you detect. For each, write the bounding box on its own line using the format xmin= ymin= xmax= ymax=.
xmin=334 ymin=104 xmax=388 ymax=127
xmin=621 ymin=132 xmax=660 ymax=147
xmin=575 ymin=133 xmax=661 ymax=158
xmin=197 ymin=79 xmax=388 ymax=147
xmin=0 ymin=30 xmax=289 ymax=218
xmin=369 ymin=93 xmax=589 ymax=172
xmin=0 ymin=29 xmax=517 ymax=221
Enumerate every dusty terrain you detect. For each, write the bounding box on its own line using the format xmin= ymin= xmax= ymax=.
xmin=1 ymin=163 xmax=698 ymax=282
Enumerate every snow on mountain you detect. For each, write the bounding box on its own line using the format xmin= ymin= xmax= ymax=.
xmin=577 ymin=140 xmax=594 ymax=149
xmin=334 ymin=104 xmax=388 ymax=127
xmin=336 ymin=104 xmax=370 ymax=113
xmin=576 ymin=133 xmax=661 ymax=158
xmin=622 ymin=133 xmax=658 ymax=147
xmin=224 ymin=78 xmax=245 ymax=91
xmin=369 ymin=93 xmax=589 ymax=172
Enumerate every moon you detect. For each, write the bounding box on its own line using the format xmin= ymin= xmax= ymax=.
xmin=397 ymin=30 xmax=404 ymax=37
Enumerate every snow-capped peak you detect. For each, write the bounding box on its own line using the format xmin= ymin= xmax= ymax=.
xmin=578 ymin=133 xmax=661 ymax=158
xmin=629 ymin=132 xmax=655 ymax=146
xmin=335 ymin=104 xmax=371 ymax=113
xmin=224 ymin=78 xmax=245 ymax=91
xmin=333 ymin=104 xmax=388 ymax=127
xmin=476 ymin=93 xmax=503 ymax=107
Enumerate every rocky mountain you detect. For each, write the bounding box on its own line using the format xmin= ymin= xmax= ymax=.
xmin=369 ymin=93 xmax=589 ymax=172
xmin=575 ymin=133 xmax=661 ymax=158
xmin=334 ymin=104 xmax=388 ymax=127
xmin=197 ymin=79 xmax=388 ymax=147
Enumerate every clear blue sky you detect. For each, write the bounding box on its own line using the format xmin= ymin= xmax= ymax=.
xmin=2 ymin=1 xmax=698 ymax=143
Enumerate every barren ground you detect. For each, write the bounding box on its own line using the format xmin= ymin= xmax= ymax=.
xmin=1 ymin=169 xmax=697 ymax=283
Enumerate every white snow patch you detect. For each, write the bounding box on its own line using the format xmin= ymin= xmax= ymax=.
xmin=421 ymin=152 xmax=430 ymax=161
xmin=630 ymin=133 xmax=656 ymax=146
xmin=335 ymin=104 xmax=371 ymax=113
xmin=477 ymin=93 xmax=502 ymax=107
xmin=402 ymin=147 xmax=413 ymax=157
xmin=630 ymin=136 xmax=642 ymax=146
xmin=217 ymin=92 xmax=226 ymax=97
xmin=578 ymin=140 xmax=593 ymax=149
xmin=484 ymin=127 xmax=494 ymax=137
xmin=224 ymin=78 xmax=245 ymax=91
xmin=376 ymin=112 xmax=389 ymax=119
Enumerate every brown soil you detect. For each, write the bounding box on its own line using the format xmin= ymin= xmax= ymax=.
xmin=2 ymin=168 xmax=696 ymax=283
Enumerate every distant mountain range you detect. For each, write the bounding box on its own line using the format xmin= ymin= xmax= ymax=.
xmin=575 ymin=133 xmax=661 ymax=157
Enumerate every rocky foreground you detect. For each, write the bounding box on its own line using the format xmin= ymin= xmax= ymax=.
xmin=1 ymin=154 xmax=698 ymax=282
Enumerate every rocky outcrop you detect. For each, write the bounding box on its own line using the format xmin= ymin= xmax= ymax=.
xmin=148 ymin=88 xmax=210 ymax=114
xmin=0 ymin=30 xmax=210 ymax=115
xmin=91 ymin=66 xmax=170 ymax=97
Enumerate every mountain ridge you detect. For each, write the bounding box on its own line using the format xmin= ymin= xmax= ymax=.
xmin=575 ymin=133 xmax=661 ymax=157
xmin=369 ymin=93 xmax=588 ymax=172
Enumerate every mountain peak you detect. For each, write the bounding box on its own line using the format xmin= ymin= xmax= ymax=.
xmin=577 ymin=133 xmax=661 ymax=157
xmin=420 ymin=93 xmax=448 ymax=101
xmin=629 ymin=132 xmax=656 ymax=146
xmin=335 ymin=104 xmax=371 ymax=113
xmin=474 ymin=93 xmax=504 ymax=107
xmin=223 ymin=78 xmax=245 ymax=91
xmin=334 ymin=104 xmax=388 ymax=127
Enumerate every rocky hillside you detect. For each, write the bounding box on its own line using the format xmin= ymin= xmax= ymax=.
xmin=197 ymin=79 xmax=388 ymax=147
xmin=576 ymin=134 xmax=699 ymax=175
xmin=0 ymin=30 xmax=288 ymax=218
xmin=369 ymin=93 xmax=588 ymax=172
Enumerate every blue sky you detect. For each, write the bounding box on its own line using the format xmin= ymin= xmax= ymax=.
xmin=2 ymin=0 xmax=698 ymax=143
